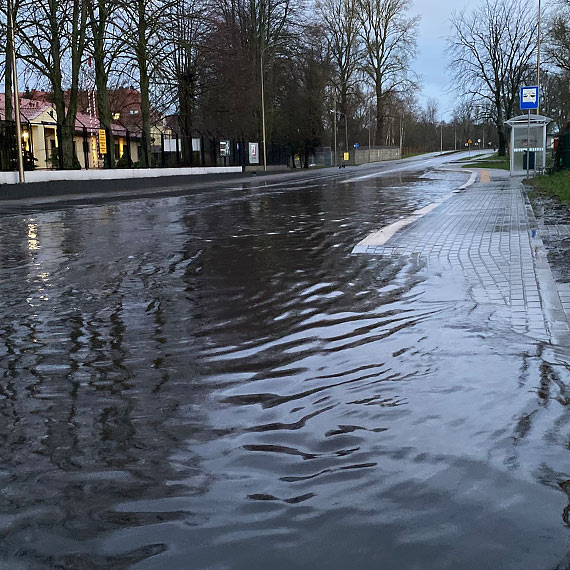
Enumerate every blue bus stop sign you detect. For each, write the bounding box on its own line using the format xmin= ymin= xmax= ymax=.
xmin=520 ymin=86 xmax=539 ymax=110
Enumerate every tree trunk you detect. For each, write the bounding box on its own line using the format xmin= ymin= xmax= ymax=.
xmin=496 ymin=101 xmax=506 ymax=156
xmin=375 ymin=84 xmax=384 ymax=144
xmin=178 ymin=79 xmax=194 ymax=166
xmin=137 ymin=0 xmax=152 ymax=168
xmin=92 ymin=23 xmax=114 ymax=166
xmin=139 ymin=68 xmax=152 ymax=167
xmin=5 ymin=3 xmax=13 ymax=123
xmin=52 ymin=86 xmax=74 ymax=169
xmin=497 ymin=126 xmax=507 ymax=156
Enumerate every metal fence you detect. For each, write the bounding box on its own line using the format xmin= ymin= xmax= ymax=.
xmin=0 ymin=118 xmax=292 ymax=171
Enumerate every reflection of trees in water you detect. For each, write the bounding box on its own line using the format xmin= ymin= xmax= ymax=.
xmin=0 ymin=202 xmax=216 ymax=568
xmin=509 ymin=344 xmax=570 ymax=539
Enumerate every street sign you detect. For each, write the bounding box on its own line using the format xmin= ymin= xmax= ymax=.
xmin=520 ymin=86 xmax=539 ymax=110
xmin=468 ymin=139 xmax=472 ymax=144
xmin=98 ymin=129 xmax=107 ymax=154
xmin=249 ymin=142 xmax=259 ymax=164
xmin=353 ymin=143 xmax=359 ymax=149
xmin=343 ymin=152 xmax=349 ymax=161
xmin=220 ymin=140 xmax=230 ymax=157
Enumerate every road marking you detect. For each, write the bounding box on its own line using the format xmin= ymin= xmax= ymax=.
xmin=353 ymin=170 xmax=479 ymax=252
xmin=480 ymin=170 xmax=491 ymax=183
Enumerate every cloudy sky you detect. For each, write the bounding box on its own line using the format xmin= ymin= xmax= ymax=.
xmin=410 ymin=0 xmax=466 ymax=120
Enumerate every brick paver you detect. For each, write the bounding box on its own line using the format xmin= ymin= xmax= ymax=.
xmin=355 ymin=170 xmax=570 ymax=340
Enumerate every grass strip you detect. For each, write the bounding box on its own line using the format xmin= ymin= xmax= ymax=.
xmin=526 ymin=170 xmax=570 ymax=203
xmin=460 ymin=153 xmax=509 ymax=170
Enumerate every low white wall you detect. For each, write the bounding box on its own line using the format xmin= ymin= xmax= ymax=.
xmin=0 ymin=166 xmax=243 ymax=185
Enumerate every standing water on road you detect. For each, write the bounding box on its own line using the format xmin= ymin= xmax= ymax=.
xmin=1 ymin=169 xmax=570 ymax=569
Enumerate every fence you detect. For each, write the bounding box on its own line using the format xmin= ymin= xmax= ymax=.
xmin=0 ymin=121 xmax=17 ymax=172
xmin=0 ymin=118 xmax=292 ymax=172
xmin=314 ymin=146 xmax=401 ymax=167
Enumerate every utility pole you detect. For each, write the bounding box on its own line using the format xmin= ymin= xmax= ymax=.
xmin=344 ymin=113 xmax=348 ymax=162
xmin=368 ymin=105 xmax=371 ymax=163
xmin=399 ymin=115 xmax=403 ymax=158
xmin=333 ymin=95 xmax=337 ymax=167
xmin=260 ymin=49 xmax=267 ymax=172
xmin=537 ymin=0 xmax=541 ymax=114
xmin=454 ymin=121 xmax=457 ymax=151
xmin=8 ymin=0 xmax=24 ymax=183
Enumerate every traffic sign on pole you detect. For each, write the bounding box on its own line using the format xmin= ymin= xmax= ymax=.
xmin=520 ymin=86 xmax=539 ymax=110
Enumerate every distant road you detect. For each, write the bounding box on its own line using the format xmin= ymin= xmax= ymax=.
xmin=0 ymin=150 xmax=490 ymax=210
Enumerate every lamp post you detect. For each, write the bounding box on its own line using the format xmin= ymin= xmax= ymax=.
xmin=368 ymin=104 xmax=372 ymax=164
xmin=330 ymin=104 xmax=348 ymax=166
xmin=333 ymin=95 xmax=337 ymax=167
xmin=537 ymin=0 xmax=541 ymax=114
xmin=260 ymin=48 xmax=267 ymax=172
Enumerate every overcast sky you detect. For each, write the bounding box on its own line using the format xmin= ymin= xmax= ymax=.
xmin=410 ymin=0 xmax=465 ymax=120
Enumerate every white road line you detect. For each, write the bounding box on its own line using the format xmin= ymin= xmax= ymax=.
xmin=352 ymin=169 xmax=479 ymax=252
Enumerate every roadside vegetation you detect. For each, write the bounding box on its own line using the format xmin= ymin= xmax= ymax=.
xmin=460 ymin=153 xmax=510 ymax=170
xmin=526 ymin=171 xmax=570 ymax=203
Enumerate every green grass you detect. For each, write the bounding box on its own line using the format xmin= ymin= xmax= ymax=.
xmin=456 ymin=153 xmax=485 ymax=162
xmin=526 ymin=170 xmax=570 ymax=203
xmin=461 ymin=152 xmax=510 ymax=170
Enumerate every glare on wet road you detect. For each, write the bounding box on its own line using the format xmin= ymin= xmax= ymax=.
xmin=1 ymin=159 xmax=570 ymax=570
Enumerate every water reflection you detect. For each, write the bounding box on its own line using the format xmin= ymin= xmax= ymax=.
xmin=0 ymin=171 xmax=569 ymax=569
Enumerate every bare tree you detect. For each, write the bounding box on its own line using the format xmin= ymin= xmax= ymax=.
xmin=115 ymin=0 xmax=173 ymax=167
xmin=85 ymin=0 xmax=124 ymax=167
xmin=356 ymin=0 xmax=419 ymax=142
xmin=546 ymin=3 xmax=570 ymax=74
xmin=448 ymin=0 xmax=537 ymax=155
xmin=16 ymin=0 xmax=88 ymax=168
xmin=159 ymin=0 xmax=209 ymax=166
xmin=317 ymin=0 xmax=361 ymax=127
xmin=1 ymin=0 xmax=19 ymax=124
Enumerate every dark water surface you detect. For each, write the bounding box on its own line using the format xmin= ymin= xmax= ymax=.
xmin=1 ymin=170 xmax=570 ymax=569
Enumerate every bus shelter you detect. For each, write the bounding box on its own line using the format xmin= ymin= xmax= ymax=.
xmin=505 ymin=114 xmax=551 ymax=176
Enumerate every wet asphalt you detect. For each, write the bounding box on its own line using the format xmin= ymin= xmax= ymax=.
xmin=2 ymin=154 xmax=570 ymax=569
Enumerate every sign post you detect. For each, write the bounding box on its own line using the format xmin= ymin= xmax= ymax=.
xmin=98 ymin=129 xmax=107 ymax=155
xmin=520 ymin=86 xmax=539 ymax=178
xmin=249 ymin=142 xmax=259 ymax=165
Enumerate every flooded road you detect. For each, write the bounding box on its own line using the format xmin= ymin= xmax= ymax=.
xmin=1 ymin=158 xmax=570 ymax=569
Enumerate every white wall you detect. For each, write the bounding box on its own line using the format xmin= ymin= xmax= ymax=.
xmin=0 ymin=166 xmax=243 ymax=185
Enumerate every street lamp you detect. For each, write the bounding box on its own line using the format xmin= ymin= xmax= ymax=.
xmin=537 ymin=0 xmax=541 ymax=113
xmin=330 ymin=101 xmax=348 ymax=167
xmin=260 ymin=48 xmax=267 ymax=172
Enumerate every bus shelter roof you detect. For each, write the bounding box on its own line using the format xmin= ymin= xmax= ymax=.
xmin=505 ymin=114 xmax=552 ymax=126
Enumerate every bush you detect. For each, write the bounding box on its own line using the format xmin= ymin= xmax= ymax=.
xmin=116 ymin=153 xmax=131 ymax=168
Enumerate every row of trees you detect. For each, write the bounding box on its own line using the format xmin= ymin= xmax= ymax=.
xmin=448 ymin=0 xmax=570 ymax=157
xmin=0 ymin=0 xmax=425 ymax=169
xmin=3 ymin=0 xmax=570 ymax=168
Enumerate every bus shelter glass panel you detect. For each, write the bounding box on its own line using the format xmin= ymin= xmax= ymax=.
xmin=512 ymin=124 xmax=543 ymax=174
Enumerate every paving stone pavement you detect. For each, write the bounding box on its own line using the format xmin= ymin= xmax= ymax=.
xmin=354 ymin=170 xmax=570 ymax=341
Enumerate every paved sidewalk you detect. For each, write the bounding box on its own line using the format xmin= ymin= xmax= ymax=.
xmin=354 ymin=169 xmax=570 ymax=342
